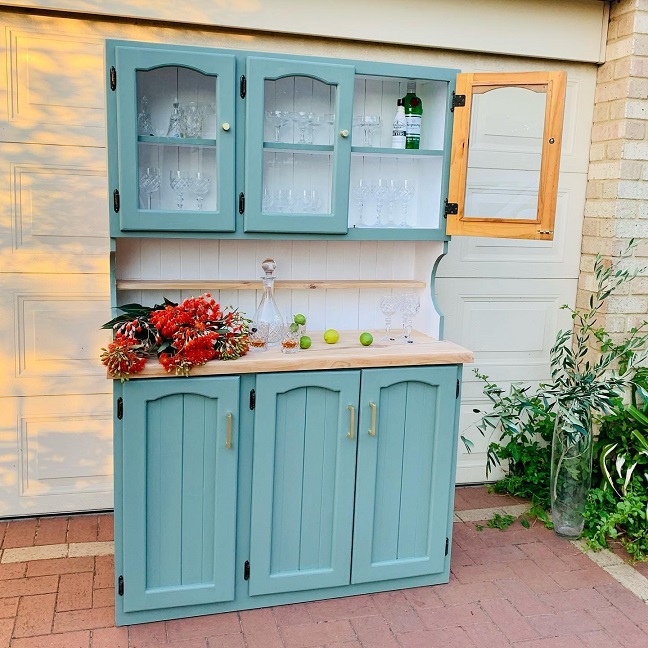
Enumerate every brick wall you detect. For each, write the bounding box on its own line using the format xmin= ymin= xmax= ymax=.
xmin=579 ymin=0 xmax=648 ymax=342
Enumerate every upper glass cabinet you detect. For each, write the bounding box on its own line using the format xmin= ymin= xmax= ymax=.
xmin=114 ymin=47 xmax=236 ymax=232
xmin=446 ymin=71 xmax=566 ymax=240
xmin=244 ymin=57 xmax=355 ymax=234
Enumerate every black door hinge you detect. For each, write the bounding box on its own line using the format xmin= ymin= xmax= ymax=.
xmin=456 ymin=379 xmax=460 ymax=399
xmin=239 ymin=192 xmax=245 ymax=214
xmin=244 ymin=560 xmax=250 ymax=580
xmin=445 ymin=538 xmax=449 ymax=556
xmin=117 ymin=397 xmax=123 ymax=420
xmin=249 ymin=389 xmax=256 ymax=410
xmin=444 ymin=199 xmax=458 ymax=217
xmin=240 ymin=75 xmax=246 ymax=98
xmin=118 ymin=575 xmax=124 ymax=595
xmin=110 ymin=66 xmax=117 ymax=91
xmin=113 ymin=189 xmax=120 ymax=213
xmin=451 ymin=92 xmax=465 ymax=111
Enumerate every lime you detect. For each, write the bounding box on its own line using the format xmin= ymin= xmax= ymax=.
xmin=289 ymin=322 xmax=299 ymax=333
xmin=323 ymin=329 xmax=339 ymax=344
xmin=300 ymin=335 xmax=312 ymax=349
xmin=359 ymin=332 xmax=373 ymax=346
xmin=294 ymin=313 xmax=307 ymax=326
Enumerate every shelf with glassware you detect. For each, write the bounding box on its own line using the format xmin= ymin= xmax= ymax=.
xmin=112 ymin=47 xmax=236 ymax=232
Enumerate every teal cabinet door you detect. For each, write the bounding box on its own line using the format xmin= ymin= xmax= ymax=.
xmin=114 ymin=45 xmax=236 ymax=232
xmin=244 ymin=57 xmax=355 ymax=234
xmin=352 ymin=366 xmax=457 ymax=584
xmin=249 ymin=371 xmax=360 ymax=595
xmin=121 ymin=377 xmax=239 ymax=612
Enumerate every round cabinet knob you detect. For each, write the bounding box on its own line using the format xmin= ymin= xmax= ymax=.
xmin=340 ymin=129 xmax=349 ymax=138
xmin=222 ymin=122 xmax=231 ymax=131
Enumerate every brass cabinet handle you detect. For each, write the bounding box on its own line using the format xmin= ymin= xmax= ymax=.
xmin=368 ymin=401 xmax=377 ymax=436
xmin=226 ymin=412 xmax=233 ymax=449
xmin=347 ymin=405 xmax=355 ymax=440
xmin=222 ymin=122 xmax=231 ymax=131
xmin=340 ymin=129 xmax=349 ymax=138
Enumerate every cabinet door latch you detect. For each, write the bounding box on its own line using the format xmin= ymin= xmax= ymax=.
xmin=456 ymin=379 xmax=460 ymax=399
xmin=113 ymin=189 xmax=120 ymax=213
xmin=118 ymin=575 xmax=124 ymax=595
xmin=444 ymin=200 xmax=458 ymax=217
xmin=117 ymin=397 xmax=123 ymax=420
xmin=445 ymin=538 xmax=449 ymax=556
xmin=249 ymin=389 xmax=256 ymax=410
xmin=244 ymin=560 xmax=250 ymax=580
xmin=240 ymin=75 xmax=247 ymax=99
xmin=451 ymin=92 xmax=465 ymax=111
xmin=110 ymin=66 xmax=117 ymax=91
xmin=239 ymin=192 xmax=245 ymax=215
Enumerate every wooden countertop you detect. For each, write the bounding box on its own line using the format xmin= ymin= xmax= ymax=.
xmin=120 ymin=330 xmax=473 ymax=379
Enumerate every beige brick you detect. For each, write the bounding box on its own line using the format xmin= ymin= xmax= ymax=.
xmin=624 ymin=140 xmax=648 ymax=159
xmin=623 ymin=100 xmax=648 ymax=120
xmin=636 ymin=240 xmax=648 ymax=256
xmin=636 ymin=10 xmax=648 ymax=33
xmin=588 ymin=160 xmax=621 ymax=180
xmin=599 ymin=220 xmax=618 ymax=238
xmin=617 ymin=12 xmax=639 ymax=39
xmin=629 ymin=76 xmax=648 ymax=97
xmin=606 ymin=140 xmax=626 ymax=159
xmin=620 ymin=159 xmax=645 ymax=179
xmin=597 ymin=61 xmax=616 ymax=84
xmin=630 ymin=55 xmax=648 ymax=77
xmin=625 ymin=119 xmax=646 ymax=138
xmin=615 ymin=219 xmax=648 ymax=237
xmin=591 ymin=120 xmax=626 ymax=141
xmin=593 ymin=102 xmax=611 ymax=123
xmin=581 ymin=237 xmax=629 ymax=257
xmin=584 ymin=199 xmax=617 ymax=218
xmin=595 ymin=78 xmax=631 ymax=103
xmin=625 ymin=315 xmax=648 ymax=330
xmin=636 ymin=33 xmax=648 ymax=56
xmin=607 ymin=18 xmax=619 ymax=42
xmin=606 ymin=36 xmax=636 ymax=60
xmin=580 ymin=255 xmax=597 ymax=274
xmin=614 ymin=56 xmax=633 ymax=80
xmin=615 ymin=198 xmax=648 ymax=218
xmin=586 ymin=179 xmax=604 ymax=199
xmin=602 ymin=179 xmax=621 ymax=198
xmin=601 ymin=315 xmax=628 ymax=334
xmin=581 ymin=218 xmax=599 ymax=237
xmin=617 ymin=179 xmax=648 ymax=199
xmin=631 ymin=276 xmax=648 ymax=294
xmin=589 ymin=142 xmax=608 ymax=161
xmin=606 ymin=295 xmax=648 ymax=314
xmin=611 ymin=0 xmax=638 ymax=20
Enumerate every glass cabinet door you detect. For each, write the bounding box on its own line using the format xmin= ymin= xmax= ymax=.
xmin=114 ymin=46 xmax=236 ymax=232
xmin=244 ymin=57 xmax=355 ymax=234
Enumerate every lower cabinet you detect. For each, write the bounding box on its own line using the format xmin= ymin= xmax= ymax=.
xmin=114 ymin=364 xmax=462 ymax=625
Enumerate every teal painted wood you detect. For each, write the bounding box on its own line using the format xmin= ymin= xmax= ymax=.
xmin=244 ymin=57 xmax=355 ymax=234
xmin=352 ymin=366 xmax=457 ymax=584
xmin=121 ymin=377 xmax=239 ymax=612
xmin=249 ymin=371 xmax=360 ymax=595
xmin=114 ymin=46 xmax=236 ymax=232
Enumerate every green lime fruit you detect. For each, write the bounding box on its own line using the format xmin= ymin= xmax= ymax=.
xmin=359 ymin=332 xmax=373 ymax=346
xmin=289 ymin=322 xmax=299 ymax=333
xmin=300 ymin=335 xmax=312 ymax=349
xmin=294 ymin=313 xmax=307 ymax=326
xmin=323 ymin=329 xmax=339 ymax=344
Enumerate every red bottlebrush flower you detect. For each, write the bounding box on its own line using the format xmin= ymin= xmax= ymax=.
xmin=100 ymin=336 xmax=147 ymax=381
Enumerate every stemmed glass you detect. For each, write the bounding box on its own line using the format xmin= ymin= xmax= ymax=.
xmin=353 ymin=116 xmax=382 ymax=147
xmin=373 ymin=179 xmax=391 ymax=227
xmin=290 ymin=111 xmax=315 ymax=144
xmin=262 ymin=188 xmax=275 ymax=212
xmin=139 ymin=167 xmax=160 ymax=209
xmin=379 ymin=294 xmax=400 ymax=341
xmin=384 ymin=179 xmax=402 ymax=227
xmin=400 ymin=293 xmax=420 ymax=344
xmin=190 ymin=172 xmax=210 ymax=210
xmin=351 ymin=179 xmax=372 ymax=227
xmin=397 ymin=180 xmax=416 ymax=227
xmin=169 ymin=170 xmax=190 ymax=210
xmin=277 ymin=188 xmax=295 ymax=213
xmin=265 ymin=110 xmax=290 ymax=143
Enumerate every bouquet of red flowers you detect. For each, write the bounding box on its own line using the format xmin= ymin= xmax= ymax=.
xmin=100 ymin=294 xmax=249 ymax=380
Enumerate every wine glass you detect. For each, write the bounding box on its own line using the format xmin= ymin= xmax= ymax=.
xmin=399 ymin=293 xmax=420 ymax=344
xmin=384 ymin=179 xmax=402 ymax=227
xmin=351 ymin=179 xmax=372 ymax=227
xmin=277 ymin=188 xmax=295 ymax=213
xmin=183 ymin=102 xmax=203 ymax=138
xmin=373 ymin=179 xmax=391 ymax=227
xmin=139 ymin=167 xmax=160 ymax=209
xmin=353 ymin=115 xmax=382 ymax=147
xmin=265 ymin=110 xmax=290 ymax=143
xmin=262 ymin=187 xmax=275 ymax=213
xmin=290 ymin=111 xmax=315 ymax=144
xmin=169 ymin=170 xmax=190 ymax=210
xmin=379 ymin=294 xmax=400 ymax=341
xmin=397 ymin=180 xmax=416 ymax=227
xmin=190 ymin=172 xmax=210 ymax=210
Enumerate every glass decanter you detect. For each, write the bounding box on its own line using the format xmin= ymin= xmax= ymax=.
xmin=137 ymin=95 xmax=154 ymax=136
xmin=253 ymin=258 xmax=284 ymax=346
xmin=166 ymin=99 xmax=184 ymax=138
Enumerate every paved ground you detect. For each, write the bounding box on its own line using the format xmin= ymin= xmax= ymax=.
xmin=0 ymin=487 xmax=646 ymax=647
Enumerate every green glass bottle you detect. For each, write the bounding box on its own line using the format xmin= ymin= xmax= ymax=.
xmin=403 ymin=81 xmax=423 ymax=149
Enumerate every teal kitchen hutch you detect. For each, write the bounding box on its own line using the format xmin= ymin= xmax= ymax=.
xmin=106 ymin=39 xmax=565 ymax=625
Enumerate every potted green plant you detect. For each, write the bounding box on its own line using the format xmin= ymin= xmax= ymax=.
xmin=468 ymin=242 xmax=648 ymax=537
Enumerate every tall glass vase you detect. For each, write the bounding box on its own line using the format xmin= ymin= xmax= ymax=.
xmin=550 ymin=408 xmax=593 ymax=538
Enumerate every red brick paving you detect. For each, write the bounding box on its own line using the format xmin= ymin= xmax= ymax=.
xmin=0 ymin=491 xmax=645 ymax=646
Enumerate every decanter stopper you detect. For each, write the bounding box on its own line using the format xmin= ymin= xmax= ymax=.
xmin=254 ymin=258 xmax=284 ymax=346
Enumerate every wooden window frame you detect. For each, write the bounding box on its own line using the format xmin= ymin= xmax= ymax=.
xmin=446 ymin=71 xmax=566 ymax=240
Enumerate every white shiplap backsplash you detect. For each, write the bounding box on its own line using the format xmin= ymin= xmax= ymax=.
xmin=116 ymin=238 xmax=444 ymax=338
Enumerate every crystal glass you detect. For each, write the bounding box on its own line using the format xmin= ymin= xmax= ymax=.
xmin=384 ymin=179 xmax=402 ymax=227
xmin=351 ymin=179 xmax=372 ymax=227
xmin=183 ymin=102 xmax=203 ymax=138
xmin=166 ymin=99 xmax=185 ymax=138
xmin=373 ymin=179 xmax=391 ymax=227
xmin=399 ymin=293 xmax=420 ymax=343
xmin=265 ymin=110 xmax=290 ymax=143
xmin=379 ymin=294 xmax=400 ymax=341
xmin=397 ymin=180 xmax=416 ymax=227
xmin=310 ymin=113 xmax=335 ymax=144
xmin=290 ymin=111 xmax=316 ymax=144
xmin=190 ymin=172 xmax=210 ymax=210
xmin=253 ymin=259 xmax=284 ymax=345
xmin=280 ymin=325 xmax=300 ymax=354
xmin=262 ymin=187 xmax=275 ymax=213
xmin=169 ymin=170 xmax=190 ymax=209
xmin=139 ymin=167 xmax=160 ymax=210
xmin=297 ymin=189 xmax=321 ymax=213
xmin=277 ymin=188 xmax=295 ymax=213
xmin=137 ymin=96 xmax=154 ymax=136
xmin=248 ymin=321 xmax=270 ymax=352
xmin=353 ymin=115 xmax=382 ymax=147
